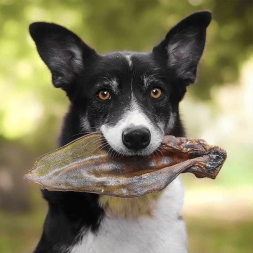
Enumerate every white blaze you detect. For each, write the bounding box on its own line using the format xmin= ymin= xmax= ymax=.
xmin=101 ymin=98 xmax=164 ymax=156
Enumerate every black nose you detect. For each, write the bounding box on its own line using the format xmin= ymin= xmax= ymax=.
xmin=122 ymin=127 xmax=151 ymax=150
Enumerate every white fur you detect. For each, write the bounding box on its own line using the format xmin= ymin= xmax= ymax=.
xmin=81 ymin=113 xmax=91 ymax=132
xmin=103 ymin=77 xmax=120 ymax=94
xmin=167 ymin=110 xmax=177 ymax=130
xmin=143 ymin=74 xmax=159 ymax=89
xmin=124 ymin=53 xmax=133 ymax=68
xmin=70 ymin=44 xmax=84 ymax=70
xmin=110 ymin=78 xmax=119 ymax=93
xmin=101 ymin=97 xmax=164 ymax=156
xmin=69 ymin=177 xmax=187 ymax=253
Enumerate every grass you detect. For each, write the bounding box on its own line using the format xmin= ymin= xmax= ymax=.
xmin=186 ymin=217 xmax=252 ymax=253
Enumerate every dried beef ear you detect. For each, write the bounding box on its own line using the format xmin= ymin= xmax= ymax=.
xmin=24 ymin=133 xmax=227 ymax=198
xmin=161 ymin=135 xmax=226 ymax=179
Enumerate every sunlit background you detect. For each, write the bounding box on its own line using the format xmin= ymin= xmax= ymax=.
xmin=0 ymin=0 xmax=252 ymax=252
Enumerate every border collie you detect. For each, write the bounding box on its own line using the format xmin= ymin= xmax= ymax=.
xmin=29 ymin=11 xmax=211 ymax=253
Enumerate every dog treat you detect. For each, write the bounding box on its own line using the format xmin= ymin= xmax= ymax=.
xmin=24 ymin=133 xmax=227 ymax=197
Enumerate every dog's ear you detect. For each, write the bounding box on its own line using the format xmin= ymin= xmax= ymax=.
xmin=29 ymin=22 xmax=96 ymax=92
xmin=153 ymin=11 xmax=211 ymax=85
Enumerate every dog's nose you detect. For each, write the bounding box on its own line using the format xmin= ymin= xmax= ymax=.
xmin=122 ymin=127 xmax=151 ymax=150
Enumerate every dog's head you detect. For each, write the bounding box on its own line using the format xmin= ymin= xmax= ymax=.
xmin=30 ymin=11 xmax=211 ymax=156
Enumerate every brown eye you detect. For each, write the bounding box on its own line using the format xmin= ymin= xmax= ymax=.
xmin=151 ymin=88 xmax=162 ymax=99
xmin=98 ymin=90 xmax=111 ymax=100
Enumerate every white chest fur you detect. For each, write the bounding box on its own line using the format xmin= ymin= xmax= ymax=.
xmin=69 ymin=178 xmax=187 ymax=253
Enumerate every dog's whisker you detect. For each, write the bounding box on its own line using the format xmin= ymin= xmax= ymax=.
xmin=97 ymin=143 xmax=111 ymax=153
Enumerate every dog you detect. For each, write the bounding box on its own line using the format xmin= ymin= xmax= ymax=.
xmin=29 ymin=11 xmax=211 ymax=253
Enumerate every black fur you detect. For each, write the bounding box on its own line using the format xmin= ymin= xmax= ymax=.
xmin=30 ymin=11 xmax=211 ymax=252
xmin=34 ymin=192 xmax=104 ymax=253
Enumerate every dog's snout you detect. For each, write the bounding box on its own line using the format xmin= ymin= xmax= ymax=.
xmin=122 ymin=127 xmax=151 ymax=150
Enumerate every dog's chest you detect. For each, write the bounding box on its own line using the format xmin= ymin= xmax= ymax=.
xmin=68 ymin=178 xmax=187 ymax=253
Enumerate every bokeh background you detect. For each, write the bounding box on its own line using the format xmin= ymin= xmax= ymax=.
xmin=0 ymin=0 xmax=252 ymax=252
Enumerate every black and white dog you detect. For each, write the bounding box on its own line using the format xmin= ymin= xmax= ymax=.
xmin=30 ymin=11 xmax=211 ymax=253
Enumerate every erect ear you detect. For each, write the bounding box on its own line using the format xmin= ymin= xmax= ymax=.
xmin=29 ymin=22 xmax=97 ymax=92
xmin=153 ymin=11 xmax=212 ymax=85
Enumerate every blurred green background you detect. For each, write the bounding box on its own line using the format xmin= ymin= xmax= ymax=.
xmin=0 ymin=0 xmax=252 ymax=252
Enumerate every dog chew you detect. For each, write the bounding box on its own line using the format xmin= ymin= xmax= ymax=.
xmin=24 ymin=133 xmax=227 ymax=198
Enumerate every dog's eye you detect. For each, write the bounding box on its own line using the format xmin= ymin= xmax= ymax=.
xmin=97 ymin=90 xmax=111 ymax=100
xmin=150 ymin=88 xmax=162 ymax=99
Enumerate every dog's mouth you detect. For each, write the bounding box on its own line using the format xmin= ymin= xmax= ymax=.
xmin=101 ymin=138 xmax=161 ymax=158
xmin=100 ymin=130 xmax=164 ymax=157
xmin=24 ymin=133 xmax=227 ymax=198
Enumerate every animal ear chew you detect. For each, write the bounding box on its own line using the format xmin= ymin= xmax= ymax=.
xmin=24 ymin=133 xmax=226 ymax=198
